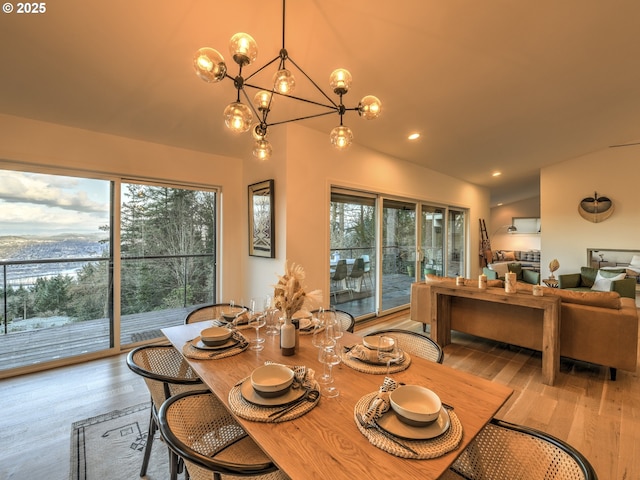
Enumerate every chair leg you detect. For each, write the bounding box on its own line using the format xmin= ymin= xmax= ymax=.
xmin=169 ymin=449 xmax=179 ymax=480
xmin=140 ymin=403 xmax=155 ymax=477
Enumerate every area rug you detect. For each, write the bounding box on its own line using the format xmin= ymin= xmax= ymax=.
xmin=70 ymin=403 xmax=170 ymax=480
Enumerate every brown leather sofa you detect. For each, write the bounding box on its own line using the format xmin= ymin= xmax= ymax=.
xmin=410 ymin=278 xmax=638 ymax=380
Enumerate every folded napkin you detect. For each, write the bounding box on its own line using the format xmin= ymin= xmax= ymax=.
xmin=363 ymin=377 xmax=399 ymax=424
xmin=264 ymin=361 xmax=315 ymax=389
xmin=234 ymin=312 xmax=251 ymax=325
xmin=347 ymin=344 xmax=405 ymax=365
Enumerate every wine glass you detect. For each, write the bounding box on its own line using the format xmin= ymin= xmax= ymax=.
xmin=248 ymin=313 xmax=267 ymax=351
xmin=324 ymin=308 xmax=343 ymax=347
xmin=312 ymin=311 xmax=336 ymax=384
xmin=378 ymin=335 xmax=403 ymax=375
xmin=319 ymin=343 xmax=341 ymax=398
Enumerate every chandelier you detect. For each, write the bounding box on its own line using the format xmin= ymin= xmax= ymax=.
xmin=193 ymin=0 xmax=382 ymax=160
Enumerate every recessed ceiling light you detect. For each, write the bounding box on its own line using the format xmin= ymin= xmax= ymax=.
xmin=492 ymin=171 xmax=502 ymax=177
xmin=408 ymin=133 xmax=420 ymax=140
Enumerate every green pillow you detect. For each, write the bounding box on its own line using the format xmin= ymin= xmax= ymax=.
xmin=580 ymin=267 xmax=597 ymax=287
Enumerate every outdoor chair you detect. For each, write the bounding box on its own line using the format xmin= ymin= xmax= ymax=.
xmin=185 ymin=303 xmax=248 ymax=324
xmin=158 ymin=390 xmax=287 ymax=480
xmin=366 ymin=328 xmax=444 ymax=363
xmin=311 ymin=308 xmax=355 ymax=333
xmin=441 ymin=418 xmax=598 ymax=479
xmin=126 ymin=345 xmax=206 ymax=480
xmin=330 ymin=260 xmax=351 ymax=301
xmin=348 ymin=257 xmax=366 ymax=292
xmin=362 ymin=254 xmax=373 ymax=288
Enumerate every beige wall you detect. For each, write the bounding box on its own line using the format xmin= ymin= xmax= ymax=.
xmin=490 ymin=196 xmax=541 ymax=252
xmin=541 ymin=145 xmax=640 ymax=279
xmin=0 ymin=114 xmax=490 ymax=311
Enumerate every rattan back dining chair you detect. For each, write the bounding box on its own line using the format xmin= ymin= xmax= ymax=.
xmin=441 ymin=418 xmax=598 ymax=479
xmin=366 ymin=328 xmax=444 ymax=363
xmin=184 ymin=303 xmax=248 ymax=324
xmin=158 ymin=390 xmax=288 ymax=480
xmin=126 ymin=345 xmax=205 ymax=480
xmin=311 ymin=308 xmax=355 ymax=333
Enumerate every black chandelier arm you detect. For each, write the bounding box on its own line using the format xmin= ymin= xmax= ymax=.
xmin=265 ymin=109 xmax=340 ymax=127
xmin=286 ymin=55 xmax=340 ymax=108
xmin=238 ymin=87 xmax=263 ymax=121
xmin=242 ymin=82 xmax=337 ymax=111
xmin=243 ymin=55 xmax=282 ymax=83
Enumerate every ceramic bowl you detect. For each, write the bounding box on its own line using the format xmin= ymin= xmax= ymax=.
xmin=221 ymin=307 xmax=245 ymax=322
xmin=362 ymin=335 xmax=394 ymax=352
xmin=389 ymin=385 xmax=442 ymax=426
xmin=251 ymin=364 xmax=294 ymax=398
xmin=200 ymin=326 xmax=233 ymax=346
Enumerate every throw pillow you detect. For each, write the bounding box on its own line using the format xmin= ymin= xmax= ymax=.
xmin=579 ymin=267 xmax=598 ymax=287
xmin=591 ymin=271 xmax=626 ymax=292
xmin=502 ymin=251 xmax=516 ymax=261
xmin=630 ymin=255 xmax=640 ymax=267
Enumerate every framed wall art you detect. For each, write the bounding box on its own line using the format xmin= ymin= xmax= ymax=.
xmin=248 ymin=179 xmax=275 ymax=258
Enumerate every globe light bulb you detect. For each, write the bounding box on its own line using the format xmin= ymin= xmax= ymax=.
xmin=229 ymin=33 xmax=258 ymax=66
xmin=253 ymin=90 xmax=272 ymax=112
xmin=223 ymin=102 xmax=253 ymax=133
xmin=273 ymin=69 xmax=295 ymax=94
xmin=329 ymin=69 xmax=352 ymax=95
xmin=253 ymin=139 xmax=272 ymax=160
xmin=330 ymin=126 xmax=353 ymax=150
xmin=193 ymin=47 xmax=227 ymax=83
xmin=358 ymin=95 xmax=382 ymax=120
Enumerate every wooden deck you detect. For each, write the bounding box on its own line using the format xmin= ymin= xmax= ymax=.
xmin=0 ymin=306 xmax=197 ymax=373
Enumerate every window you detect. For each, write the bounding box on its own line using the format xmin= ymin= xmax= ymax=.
xmin=0 ymin=169 xmax=219 ymax=374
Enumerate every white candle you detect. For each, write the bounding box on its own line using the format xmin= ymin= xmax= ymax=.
xmin=533 ymin=284 xmax=544 ymax=296
xmin=479 ymin=274 xmax=487 ymax=289
xmin=456 ymin=276 xmax=464 ymax=286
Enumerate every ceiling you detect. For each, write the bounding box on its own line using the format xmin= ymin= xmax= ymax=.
xmin=2 ymin=1 xmax=640 ymax=205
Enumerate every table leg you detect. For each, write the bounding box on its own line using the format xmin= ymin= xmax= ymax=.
xmin=541 ymin=302 xmax=560 ymax=386
xmin=430 ymin=291 xmax=452 ymax=347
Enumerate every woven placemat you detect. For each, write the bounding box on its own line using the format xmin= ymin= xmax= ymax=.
xmin=342 ymin=350 xmax=412 ymax=374
xmin=228 ymin=376 xmax=320 ymax=423
xmin=354 ymin=391 xmax=462 ymax=459
xmin=182 ymin=332 xmax=249 ymax=360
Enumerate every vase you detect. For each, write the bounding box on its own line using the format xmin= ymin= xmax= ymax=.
xmin=280 ymin=317 xmax=296 ymax=356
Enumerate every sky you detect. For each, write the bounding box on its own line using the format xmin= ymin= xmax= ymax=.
xmin=0 ymin=170 xmax=110 ymax=236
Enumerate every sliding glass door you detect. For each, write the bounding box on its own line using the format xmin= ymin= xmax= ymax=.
xmin=329 ymin=190 xmax=376 ymax=317
xmin=420 ymin=206 xmax=445 ymax=279
xmin=381 ymin=199 xmax=416 ymax=312
xmin=0 ymin=169 xmax=219 ymax=375
xmin=329 ymin=188 xmax=468 ymax=322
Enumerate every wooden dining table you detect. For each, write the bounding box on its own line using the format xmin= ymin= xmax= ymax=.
xmin=162 ymin=322 xmax=513 ymax=480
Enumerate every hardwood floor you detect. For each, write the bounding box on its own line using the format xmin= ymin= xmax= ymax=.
xmin=1 ymin=310 xmax=637 ymax=479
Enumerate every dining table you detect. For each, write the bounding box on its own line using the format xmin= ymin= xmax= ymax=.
xmin=162 ymin=321 xmax=513 ymax=480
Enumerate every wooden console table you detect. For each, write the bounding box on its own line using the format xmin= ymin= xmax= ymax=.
xmin=429 ymin=284 xmax=561 ymax=386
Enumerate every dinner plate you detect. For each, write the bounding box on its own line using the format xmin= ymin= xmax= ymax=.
xmin=376 ymin=407 xmax=450 ymax=440
xmin=240 ymin=379 xmax=305 ymax=407
xmin=192 ymin=336 xmax=240 ymax=351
